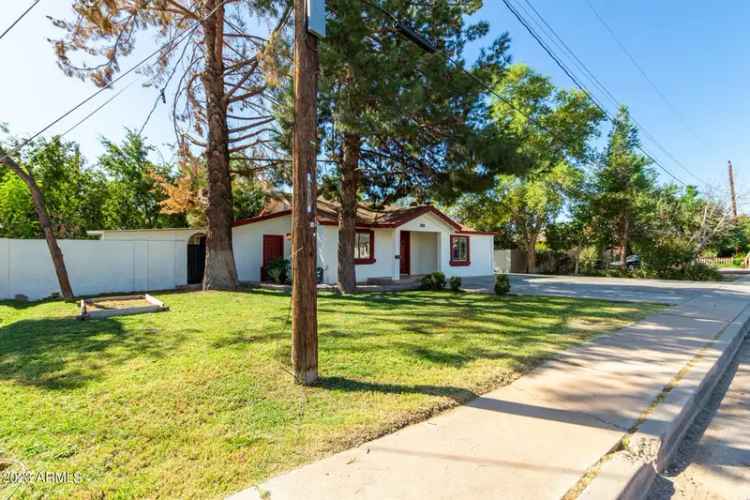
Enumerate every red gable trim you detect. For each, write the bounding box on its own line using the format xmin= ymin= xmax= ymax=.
xmin=386 ymin=205 xmax=463 ymax=231
xmin=232 ymin=205 xmax=472 ymax=232
xmin=233 ymin=210 xmax=292 ymax=227
xmin=319 ymin=206 xmax=465 ymax=230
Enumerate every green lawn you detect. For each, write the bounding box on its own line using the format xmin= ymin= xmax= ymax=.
xmin=0 ymin=289 xmax=660 ymax=499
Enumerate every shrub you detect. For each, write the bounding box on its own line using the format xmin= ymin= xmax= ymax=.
xmin=432 ymin=272 xmax=446 ymax=290
xmin=681 ymin=262 xmax=722 ymax=281
xmin=448 ymin=276 xmax=462 ymax=291
xmin=421 ymin=272 xmax=447 ymax=290
xmin=265 ymin=258 xmax=290 ymax=284
xmin=495 ymin=274 xmax=511 ymax=295
xmin=420 ymin=274 xmax=433 ymax=290
xmin=578 ymin=246 xmax=599 ymax=274
xmin=639 ymin=238 xmax=694 ymax=277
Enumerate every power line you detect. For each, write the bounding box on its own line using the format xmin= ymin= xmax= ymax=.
xmin=351 ymin=0 xmax=601 ymax=174
xmin=516 ymin=0 xmax=613 ymax=112
xmin=501 ymin=0 xmax=692 ymax=186
xmin=519 ymin=0 xmax=707 ymax=187
xmin=584 ymin=0 xmax=707 ymax=148
xmin=60 ymin=80 xmax=137 ymax=138
xmin=9 ymin=0 xmax=229 ymax=154
xmin=0 ymin=0 xmax=41 ymax=42
xmin=139 ymin=32 xmax=195 ymax=137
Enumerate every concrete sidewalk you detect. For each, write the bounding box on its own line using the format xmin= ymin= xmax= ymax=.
xmin=230 ymin=283 xmax=750 ymax=500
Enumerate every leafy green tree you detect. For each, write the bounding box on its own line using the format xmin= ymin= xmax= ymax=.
xmin=459 ymin=164 xmax=583 ymax=272
xmin=0 ymin=133 xmax=106 ymax=298
xmin=98 ymin=131 xmax=185 ymax=230
xmin=0 ymin=172 xmax=38 ymax=238
xmin=640 ymin=184 xmax=732 ymax=272
xmin=457 ymin=64 xmax=604 ymax=272
xmin=232 ymin=178 xmax=265 ymax=220
xmin=0 ymin=136 xmax=106 ymax=239
xmin=587 ymin=106 xmax=656 ymax=265
xmin=710 ymin=214 xmax=750 ymax=257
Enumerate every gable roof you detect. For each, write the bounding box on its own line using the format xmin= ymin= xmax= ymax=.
xmin=233 ymin=196 xmax=493 ymax=235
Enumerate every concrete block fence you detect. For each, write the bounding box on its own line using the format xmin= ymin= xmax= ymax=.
xmin=0 ymin=238 xmax=185 ymax=301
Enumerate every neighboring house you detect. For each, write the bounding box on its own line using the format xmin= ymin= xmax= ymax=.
xmin=88 ymin=199 xmax=496 ymax=287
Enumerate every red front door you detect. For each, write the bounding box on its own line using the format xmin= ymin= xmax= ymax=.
xmin=262 ymin=235 xmax=284 ymax=281
xmin=400 ymin=231 xmax=411 ymax=275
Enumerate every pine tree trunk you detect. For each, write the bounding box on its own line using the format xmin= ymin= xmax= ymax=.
xmin=0 ymin=149 xmax=74 ymax=299
xmin=201 ymin=1 xmax=238 ymax=290
xmin=337 ymin=133 xmax=360 ymax=294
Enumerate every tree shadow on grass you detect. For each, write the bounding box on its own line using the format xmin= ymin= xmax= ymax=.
xmin=315 ymin=376 xmax=479 ymax=404
xmin=0 ymin=316 xmax=187 ymax=390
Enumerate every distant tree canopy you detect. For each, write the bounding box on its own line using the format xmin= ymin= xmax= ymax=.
xmin=99 ymin=131 xmax=186 ymax=230
xmin=0 ymin=130 xmax=266 ymax=238
xmin=455 ymin=64 xmax=604 ymax=272
xmin=0 ymin=136 xmax=105 ymax=239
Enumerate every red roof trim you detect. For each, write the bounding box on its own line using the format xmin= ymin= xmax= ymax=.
xmin=388 ymin=206 xmax=463 ymax=231
xmin=233 ymin=210 xmax=291 ymax=227
xmin=319 ymin=205 xmax=464 ymax=230
xmin=232 ymin=204 xmax=478 ymax=233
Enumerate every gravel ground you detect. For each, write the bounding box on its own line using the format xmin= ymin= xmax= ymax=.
xmin=647 ymin=336 xmax=750 ymax=499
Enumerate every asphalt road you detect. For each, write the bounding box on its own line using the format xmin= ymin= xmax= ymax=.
xmin=648 ymin=338 xmax=750 ymax=499
xmin=507 ymin=274 xmax=750 ymax=305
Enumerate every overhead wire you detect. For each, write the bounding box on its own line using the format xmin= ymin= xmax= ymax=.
xmin=518 ymin=0 xmax=708 ymax=187
xmin=5 ymin=0 xmax=230 ymax=155
xmin=0 ymin=0 xmax=41 ymax=42
xmin=584 ymin=0 xmax=708 ymax=149
xmin=500 ymin=0 xmax=692 ymax=186
xmin=59 ymin=80 xmax=137 ymax=138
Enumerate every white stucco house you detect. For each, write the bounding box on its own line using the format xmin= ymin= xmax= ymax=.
xmin=88 ymin=199 xmax=496 ymax=287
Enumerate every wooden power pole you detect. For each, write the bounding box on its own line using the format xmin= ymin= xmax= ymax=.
xmin=291 ymin=0 xmax=321 ymax=385
xmin=728 ymin=160 xmax=738 ymax=220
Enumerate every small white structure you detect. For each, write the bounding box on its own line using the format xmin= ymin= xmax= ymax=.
xmin=0 ymin=201 xmax=496 ymax=300
xmin=228 ymin=200 xmax=496 ymax=285
xmin=91 ymin=200 xmax=495 ymax=287
xmin=0 ymin=235 xmax=197 ymax=300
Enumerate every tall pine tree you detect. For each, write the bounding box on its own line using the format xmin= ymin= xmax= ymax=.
xmin=52 ymin=0 xmax=289 ymax=290
xmin=589 ymin=106 xmax=656 ymax=265
xmin=299 ymin=1 xmax=520 ymax=292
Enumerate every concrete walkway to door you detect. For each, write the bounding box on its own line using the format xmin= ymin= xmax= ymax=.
xmin=229 ymin=279 xmax=750 ymax=500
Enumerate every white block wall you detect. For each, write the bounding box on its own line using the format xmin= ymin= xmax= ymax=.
xmin=0 ymin=238 xmax=185 ymax=301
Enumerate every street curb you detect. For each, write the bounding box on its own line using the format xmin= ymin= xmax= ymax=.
xmin=578 ymin=303 xmax=750 ymax=500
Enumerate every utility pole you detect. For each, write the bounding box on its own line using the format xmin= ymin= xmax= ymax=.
xmin=291 ymin=0 xmax=321 ymax=385
xmin=728 ymin=160 xmax=738 ymax=220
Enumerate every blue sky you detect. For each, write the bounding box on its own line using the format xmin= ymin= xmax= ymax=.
xmin=1 ymin=1 xmax=747 ymax=206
